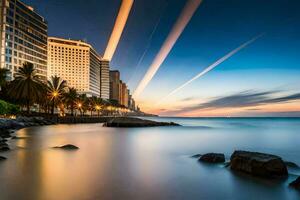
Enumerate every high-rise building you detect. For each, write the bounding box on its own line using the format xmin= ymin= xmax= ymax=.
xmin=109 ymin=70 xmax=120 ymax=102
xmin=120 ymin=82 xmax=128 ymax=107
xmin=0 ymin=0 xmax=48 ymax=81
xmin=128 ymin=94 xmax=135 ymax=110
xmin=109 ymin=70 xmax=136 ymax=109
xmin=99 ymin=60 xmax=110 ymax=99
xmin=47 ymin=37 xmax=101 ymax=97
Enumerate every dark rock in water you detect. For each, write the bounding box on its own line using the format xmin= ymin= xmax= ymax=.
xmin=284 ymin=161 xmax=299 ymax=168
xmin=1 ymin=139 xmax=8 ymax=143
xmin=230 ymin=151 xmax=288 ymax=178
xmin=0 ymin=129 xmax=12 ymax=138
xmin=0 ymin=156 xmax=7 ymax=161
xmin=191 ymin=154 xmax=202 ymax=158
xmin=103 ymin=117 xmax=180 ymax=127
xmin=0 ymin=143 xmax=10 ymax=152
xmin=289 ymin=177 xmax=300 ymax=190
xmin=11 ymin=136 xmax=27 ymax=140
xmin=53 ymin=144 xmax=79 ymax=150
xmin=199 ymin=153 xmax=225 ymax=163
xmin=224 ymin=162 xmax=231 ymax=168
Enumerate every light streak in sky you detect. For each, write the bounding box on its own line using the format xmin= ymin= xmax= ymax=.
xmin=103 ymin=0 xmax=134 ymax=61
xmin=133 ymin=0 xmax=203 ymax=98
xmin=127 ymin=2 xmax=167 ymax=86
xmin=158 ymin=34 xmax=265 ymax=104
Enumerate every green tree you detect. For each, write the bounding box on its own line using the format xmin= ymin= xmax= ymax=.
xmin=8 ymin=63 xmax=43 ymax=113
xmin=64 ymin=87 xmax=78 ymax=116
xmin=47 ymin=76 xmax=67 ymax=115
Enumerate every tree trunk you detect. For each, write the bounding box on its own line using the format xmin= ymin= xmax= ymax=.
xmin=26 ymin=99 xmax=30 ymax=114
xmin=71 ymin=105 xmax=74 ymax=116
xmin=51 ymin=100 xmax=55 ymax=115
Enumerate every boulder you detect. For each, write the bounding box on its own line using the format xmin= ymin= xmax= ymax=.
xmin=0 ymin=156 xmax=7 ymax=161
xmin=284 ymin=161 xmax=299 ymax=168
xmin=53 ymin=144 xmax=79 ymax=150
xmin=0 ymin=129 xmax=12 ymax=138
xmin=103 ymin=117 xmax=180 ymax=127
xmin=230 ymin=151 xmax=288 ymax=178
xmin=289 ymin=177 xmax=300 ymax=190
xmin=199 ymin=153 xmax=225 ymax=163
xmin=11 ymin=136 xmax=27 ymax=140
xmin=191 ymin=154 xmax=202 ymax=158
xmin=0 ymin=143 xmax=10 ymax=152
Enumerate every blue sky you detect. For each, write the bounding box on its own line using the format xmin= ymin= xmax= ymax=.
xmin=24 ymin=0 xmax=300 ymax=116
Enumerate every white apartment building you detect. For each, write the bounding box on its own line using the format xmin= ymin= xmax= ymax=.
xmin=47 ymin=37 xmax=101 ymax=97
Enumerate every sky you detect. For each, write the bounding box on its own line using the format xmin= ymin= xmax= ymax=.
xmin=24 ymin=0 xmax=300 ymax=117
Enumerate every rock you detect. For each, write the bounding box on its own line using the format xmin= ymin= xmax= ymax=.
xmin=230 ymin=151 xmax=288 ymax=178
xmin=53 ymin=144 xmax=79 ymax=150
xmin=191 ymin=154 xmax=202 ymax=158
xmin=0 ymin=129 xmax=12 ymax=138
xmin=0 ymin=143 xmax=10 ymax=152
xmin=103 ymin=117 xmax=180 ymax=127
xmin=284 ymin=161 xmax=299 ymax=168
xmin=224 ymin=162 xmax=231 ymax=168
xmin=199 ymin=153 xmax=225 ymax=163
xmin=11 ymin=136 xmax=27 ymax=140
xmin=0 ymin=139 xmax=8 ymax=143
xmin=0 ymin=156 xmax=7 ymax=161
xmin=289 ymin=177 xmax=300 ymax=190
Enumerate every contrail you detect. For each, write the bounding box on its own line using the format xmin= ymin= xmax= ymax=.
xmin=127 ymin=2 xmax=167 ymax=86
xmin=133 ymin=0 xmax=203 ymax=98
xmin=158 ymin=33 xmax=265 ymax=104
xmin=103 ymin=0 xmax=134 ymax=61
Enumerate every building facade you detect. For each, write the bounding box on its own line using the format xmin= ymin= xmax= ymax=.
xmin=120 ymin=82 xmax=128 ymax=107
xmin=47 ymin=37 xmax=101 ymax=97
xmin=109 ymin=70 xmax=120 ymax=102
xmin=99 ymin=60 xmax=110 ymax=99
xmin=0 ymin=0 xmax=48 ymax=81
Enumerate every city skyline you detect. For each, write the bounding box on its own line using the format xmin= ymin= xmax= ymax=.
xmin=22 ymin=0 xmax=300 ymax=117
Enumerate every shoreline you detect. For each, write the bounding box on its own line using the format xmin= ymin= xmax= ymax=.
xmin=0 ymin=115 xmax=179 ymax=136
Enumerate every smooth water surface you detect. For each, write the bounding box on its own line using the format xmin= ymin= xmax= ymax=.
xmin=0 ymin=117 xmax=300 ymax=200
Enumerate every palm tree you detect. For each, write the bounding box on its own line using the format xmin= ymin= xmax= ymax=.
xmin=87 ymin=96 xmax=99 ymax=116
xmin=64 ymin=87 xmax=78 ymax=116
xmin=47 ymin=75 xmax=67 ymax=115
xmin=78 ymin=94 xmax=88 ymax=116
xmin=94 ymin=97 xmax=103 ymax=117
xmin=8 ymin=62 xmax=43 ymax=113
xmin=0 ymin=68 xmax=9 ymax=91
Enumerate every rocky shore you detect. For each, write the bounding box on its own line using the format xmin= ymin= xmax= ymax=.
xmin=0 ymin=117 xmax=57 ymax=152
xmin=103 ymin=117 xmax=180 ymax=127
xmin=0 ymin=116 xmax=179 ymax=152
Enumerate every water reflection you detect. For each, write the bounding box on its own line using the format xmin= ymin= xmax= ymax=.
xmin=0 ymin=118 xmax=299 ymax=199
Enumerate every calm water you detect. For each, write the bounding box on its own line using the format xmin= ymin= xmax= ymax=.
xmin=0 ymin=117 xmax=300 ymax=200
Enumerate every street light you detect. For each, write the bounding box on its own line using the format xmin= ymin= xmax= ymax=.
xmin=52 ymin=91 xmax=58 ymax=98
xmin=95 ymin=105 xmax=101 ymax=117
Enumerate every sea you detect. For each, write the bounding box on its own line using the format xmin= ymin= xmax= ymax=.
xmin=0 ymin=117 xmax=299 ymax=200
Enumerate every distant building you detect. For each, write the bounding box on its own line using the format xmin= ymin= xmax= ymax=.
xmin=109 ymin=70 xmax=120 ymax=103
xmin=119 ymin=82 xmax=129 ymax=107
xmin=99 ymin=60 xmax=110 ymax=99
xmin=128 ymin=94 xmax=135 ymax=110
xmin=0 ymin=0 xmax=48 ymax=81
xmin=47 ymin=37 xmax=101 ymax=97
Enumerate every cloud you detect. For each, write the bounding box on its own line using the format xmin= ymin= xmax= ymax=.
xmin=181 ymin=97 xmax=197 ymax=101
xmin=162 ymin=90 xmax=300 ymax=115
